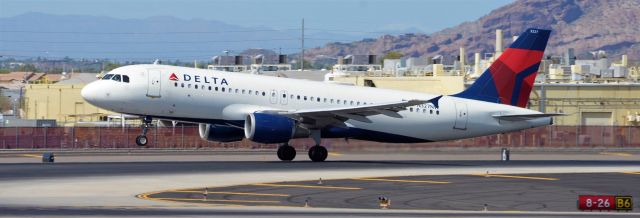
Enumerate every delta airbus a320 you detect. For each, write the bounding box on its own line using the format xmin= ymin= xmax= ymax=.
xmin=82 ymin=28 xmax=559 ymax=162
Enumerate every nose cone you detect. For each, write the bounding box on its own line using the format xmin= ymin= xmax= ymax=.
xmin=81 ymin=82 xmax=97 ymax=103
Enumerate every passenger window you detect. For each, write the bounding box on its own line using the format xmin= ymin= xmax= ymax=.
xmin=208 ymin=86 xmax=211 ymax=90
xmin=311 ymin=97 xmax=314 ymax=101
xmin=215 ymin=87 xmax=219 ymax=91
xmin=249 ymin=90 xmax=252 ymax=95
xmin=222 ymin=87 xmax=225 ymax=92
xmin=331 ymin=99 xmax=334 ymax=103
xmin=174 ymin=82 xmax=177 ymax=87
xmin=317 ymin=98 xmax=320 ymax=102
xmin=242 ymin=89 xmax=246 ymax=94
xmin=195 ymin=85 xmax=198 ymax=89
xmin=181 ymin=83 xmax=184 ymax=88
xmin=282 ymin=94 xmax=286 ymax=98
xmin=188 ymin=84 xmax=192 ymax=88
xmin=304 ymin=96 xmax=307 ymax=101
xmin=122 ymin=75 xmax=130 ymax=83
xmin=430 ymin=110 xmax=433 ymax=114
xmin=410 ymin=108 xmax=413 ymax=112
xmin=297 ymin=95 xmax=300 ymax=100
xmin=262 ymin=92 xmax=266 ymax=96
xmin=102 ymin=74 xmax=114 ymax=80
xmin=111 ymin=74 xmax=121 ymax=82
xmin=436 ymin=111 xmax=440 ymax=115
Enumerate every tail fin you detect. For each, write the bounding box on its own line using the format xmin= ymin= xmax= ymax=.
xmin=453 ymin=28 xmax=551 ymax=108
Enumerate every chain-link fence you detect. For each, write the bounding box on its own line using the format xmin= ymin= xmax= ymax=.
xmin=0 ymin=126 xmax=638 ymax=150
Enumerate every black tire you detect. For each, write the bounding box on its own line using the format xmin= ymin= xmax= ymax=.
xmin=135 ymin=135 xmax=148 ymax=146
xmin=308 ymin=145 xmax=328 ymax=162
xmin=277 ymin=145 xmax=296 ymax=161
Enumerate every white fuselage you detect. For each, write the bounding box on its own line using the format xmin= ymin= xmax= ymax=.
xmin=82 ymin=64 xmax=551 ymax=143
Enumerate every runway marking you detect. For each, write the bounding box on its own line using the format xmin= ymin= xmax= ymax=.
xmin=19 ymin=154 xmax=42 ymax=158
xmin=328 ymin=152 xmax=343 ymax=156
xmin=471 ymin=174 xmax=559 ymax=181
xmin=171 ymin=190 xmax=289 ymax=197
xmin=137 ymin=192 xmax=277 ymax=205
xmin=251 ymin=183 xmax=362 ymax=190
xmin=353 ymin=178 xmax=450 ymax=184
xmin=152 ymin=197 xmax=280 ymax=203
xmin=600 ymin=152 xmax=633 ymax=157
xmin=622 ymin=172 xmax=640 ymax=175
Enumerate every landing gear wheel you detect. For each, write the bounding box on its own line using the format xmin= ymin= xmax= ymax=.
xmin=135 ymin=135 xmax=148 ymax=146
xmin=136 ymin=116 xmax=152 ymax=147
xmin=277 ymin=144 xmax=296 ymax=161
xmin=308 ymin=145 xmax=328 ymax=162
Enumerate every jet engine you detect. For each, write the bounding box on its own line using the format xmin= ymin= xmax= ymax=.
xmin=198 ymin=123 xmax=245 ymax=142
xmin=244 ymin=113 xmax=308 ymax=144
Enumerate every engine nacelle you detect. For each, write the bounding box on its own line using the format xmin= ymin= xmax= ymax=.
xmin=198 ymin=123 xmax=244 ymax=142
xmin=244 ymin=113 xmax=299 ymax=144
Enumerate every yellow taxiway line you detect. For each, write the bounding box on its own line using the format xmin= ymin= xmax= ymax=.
xmin=20 ymin=154 xmax=42 ymax=158
xmin=171 ymin=191 xmax=289 ymax=197
xmin=151 ymin=197 xmax=280 ymax=203
xmin=471 ymin=174 xmax=559 ymax=181
xmin=251 ymin=183 xmax=362 ymax=190
xmin=600 ymin=152 xmax=633 ymax=157
xmin=621 ymin=172 xmax=640 ymax=175
xmin=353 ymin=178 xmax=450 ymax=184
xmin=328 ymin=152 xmax=343 ymax=157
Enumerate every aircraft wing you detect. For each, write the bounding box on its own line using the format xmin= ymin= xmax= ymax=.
xmin=492 ymin=113 xmax=565 ymax=121
xmin=261 ymin=96 xmax=442 ymax=128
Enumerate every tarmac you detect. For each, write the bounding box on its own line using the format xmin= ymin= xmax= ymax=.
xmin=1 ymin=150 xmax=639 ymax=217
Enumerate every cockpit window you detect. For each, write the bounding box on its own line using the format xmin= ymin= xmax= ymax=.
xmin=102 ymin=74 xmax=114 ymax=80
xmin=112 ymin=74 xmax=121 ymax=82
xmin=122 ymin=75 xmax=130 ymax=83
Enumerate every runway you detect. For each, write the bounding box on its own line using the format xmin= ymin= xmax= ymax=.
xmin=1 ymin=151 xmax=639 ymax=217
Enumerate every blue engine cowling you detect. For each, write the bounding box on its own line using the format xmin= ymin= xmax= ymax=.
xmin=198 ymin=124 xmax=245 ymax=142
xmin=244 ymin=113 xmax=296 ymax=144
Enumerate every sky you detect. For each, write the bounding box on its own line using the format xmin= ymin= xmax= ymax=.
xmin=0 ymin=0 xmax=514 ymax=33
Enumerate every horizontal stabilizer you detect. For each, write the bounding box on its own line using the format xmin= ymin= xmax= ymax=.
xmin=492 ymin=113 xmax=565 ymax=121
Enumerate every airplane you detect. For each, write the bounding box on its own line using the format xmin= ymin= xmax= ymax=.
xmin=82 ymin=28 xmax=558 ymax=162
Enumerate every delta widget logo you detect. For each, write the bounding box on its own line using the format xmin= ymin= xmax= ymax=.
xmin=169 ymin=73 xmax=179 ymax=81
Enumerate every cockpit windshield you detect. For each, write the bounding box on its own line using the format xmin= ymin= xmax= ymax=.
xmin=102 ymin=74 xmax=114 ymax=80
xmin=101 ymin=73 xmax=129 ymax=83
xmin=112 ymin=74 xmax=121 ymax=82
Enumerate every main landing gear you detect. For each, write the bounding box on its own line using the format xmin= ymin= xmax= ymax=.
xmin=135 ymin=116 xmax=152 ymax=147
xmin=276 ymin=130 xmax=328 ymax=162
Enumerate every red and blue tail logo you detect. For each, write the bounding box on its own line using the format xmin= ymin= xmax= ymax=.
xmin=453 ymin=28 xmax=551 ymax=108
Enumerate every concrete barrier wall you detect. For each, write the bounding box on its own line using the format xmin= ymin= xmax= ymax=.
xmin=0 ymin=126 xmax=638 ymax=150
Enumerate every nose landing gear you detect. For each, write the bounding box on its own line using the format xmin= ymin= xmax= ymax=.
xmin=135 ymin=116 xmax=152 ymax=147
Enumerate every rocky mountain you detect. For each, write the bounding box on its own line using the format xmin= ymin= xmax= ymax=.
xmin=304 ymin=0 xmax=640 ymax=62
